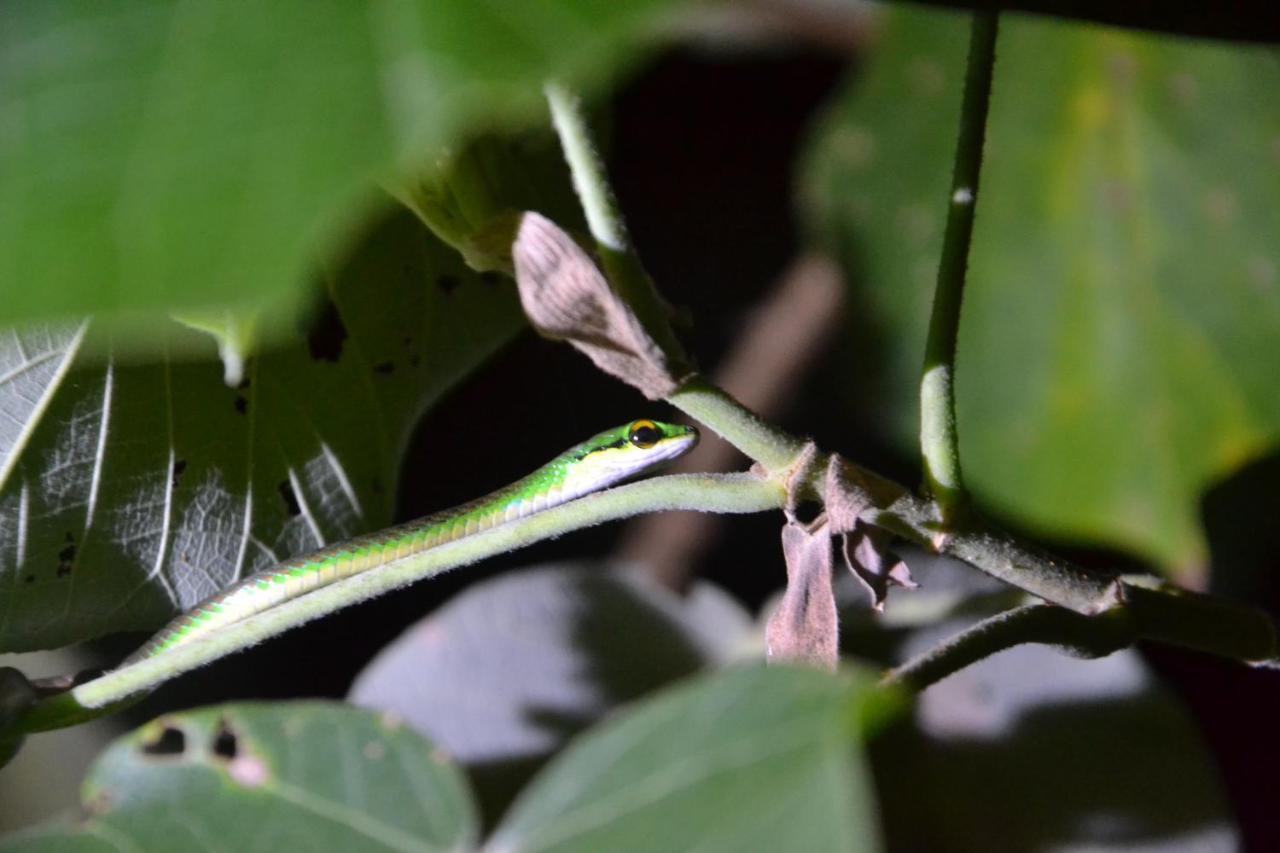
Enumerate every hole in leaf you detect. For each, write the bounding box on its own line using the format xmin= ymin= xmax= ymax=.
xmin=212 ymin=718 xmax=238 ymax=760
xmin=57 ymin=539 xmax=76 ymax=578
xmin=278 ymin=481 xmax=301 ymax=517
xmin=305 ymin=292 xmax=347 ymax=363
xmin=59 ymin=531 xmax=78 ymax=577
xmin=171 ymin=458 xmax=187 ymax=489
xmin=234 ymin=395 xmax=248 ymax=415
xmin=141 ymin=725 xmax=186 ymax=756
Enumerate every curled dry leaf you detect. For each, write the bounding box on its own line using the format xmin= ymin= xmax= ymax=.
xmin=844 ymin=529 xmax=916 ymax=609
xmin=826 ymin=455 xmax=916 ymax=611
xmin=766 ymin=519 xmax=839 ymax=672
xmin=512 ymin=212 xmax=682 ymax=399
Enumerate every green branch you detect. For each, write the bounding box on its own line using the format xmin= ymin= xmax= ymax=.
xmin=667 ymin=378 xmax=805 ymax=475
xmin=883 ymin=582 xmax=1276 ymax=693
xmin=882 ymin=604 xmax=1130 ymax=692
xmin=16 ymin=473 xmax=782 ymax=733
xmin=919 ymin=11 xmax=999 ymax=520
xmin=866 ymin=500 xmax=1115 ymax=613
xmin=545 ymin=81 xmax=628 ymax=254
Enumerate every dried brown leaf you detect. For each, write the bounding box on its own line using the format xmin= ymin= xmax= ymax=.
xmin=826 ymin=455 xmax=915 ymax=611
xmin=766 ymin=520 xmax=839 ymax=671
xmin=825 ymin=453 xmax=873 ymax=534
xmin=512 ymin=212 xmax=680 ymax=399
xmin=843 ymin=526 xmax=917 ymax=611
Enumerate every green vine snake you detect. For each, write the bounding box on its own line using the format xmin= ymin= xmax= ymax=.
xmin=124 ymin=419 xmax=698 ymax=664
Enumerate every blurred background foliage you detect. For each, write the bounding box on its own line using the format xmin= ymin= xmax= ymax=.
xmin=801 ymin=5 xmax=1280 ymax=578
xmin=0 ymin=0 xmax=672 ymax=325
xmin=1 ymin=0 xmax=1278 ymax=850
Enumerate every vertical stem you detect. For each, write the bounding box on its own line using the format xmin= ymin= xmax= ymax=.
xmin=920 ymin=12 xmax=999 ymax=521
xmin=545 ymin=81 xmax=629 ymax=253
xmin=544 ymin=81 xmax=691 ymax=373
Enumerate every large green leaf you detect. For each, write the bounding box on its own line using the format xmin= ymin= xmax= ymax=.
xmin=0 ymin=0 xmax=679 ymax=324
xmin=0 ymin=205 xmax=522 ymax=652
xmin=489 ymin=665 xmax=892 ymax=853
xmin=801 ymin=7 xmax=1280 ymax=574
xmin=0 ymin=702 xmax=477 ymax=852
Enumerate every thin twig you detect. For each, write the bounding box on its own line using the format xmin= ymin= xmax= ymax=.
xmin=883 ymin=580 xmax=1278 ymax=692
xmin=882 ymin=603 xmax=1132 ymax=692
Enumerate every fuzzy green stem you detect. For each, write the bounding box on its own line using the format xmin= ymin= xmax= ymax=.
xmin=883 ymin=582 xmax=1276 ymax=693
xmin=882 ymin=604 xmax=1131 ymax=691
xmin=920 ymin=514 xmax=1115 ymax=613
xmin=545 ymin=82 xmax=628 ymax=253
xmin=920 ymin=11 xmax=998 ymax=519
xmin=668 ymin=377 xmax=806 ymax=474
xmin=16 ymin=473 xmax=781 ymax=732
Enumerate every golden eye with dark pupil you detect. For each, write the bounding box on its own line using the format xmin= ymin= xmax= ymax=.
xmin=628 ymin=420 xmax=660 ymax=449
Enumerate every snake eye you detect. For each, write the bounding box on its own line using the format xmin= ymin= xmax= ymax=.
xmin=627 ymin=419 xmax=661 ymax=449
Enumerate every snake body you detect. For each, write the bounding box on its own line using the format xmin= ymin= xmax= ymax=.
xmin=126 ymin=419 xmax=697 ymax=663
